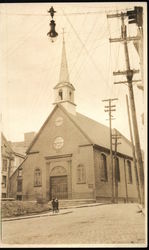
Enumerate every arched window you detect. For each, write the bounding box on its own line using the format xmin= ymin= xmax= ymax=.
xmin=100 ymin=154 xmax=108 ymax=182
xmin=69 ymin=91 xmax=72 ymax=100
xmin=127 ymin=160 xmax=133 ymax=184
xmin=115 ymin=157 xmax=120 ymax=182
xmin=34 ymin=168 xmax=42 ymax=187
xmin=18 ymin=168 xmax=22 ymax=177
xmin=17 ymin=179 xmax=22 ymax=192
xmin=77 ymin=165 xmax=86 ymax=184
xmin=59 ymin=89 xmax=63 ymax=100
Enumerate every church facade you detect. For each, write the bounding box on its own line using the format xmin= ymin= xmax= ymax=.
xmin=9 ymin=37 xmax=139 ymax=203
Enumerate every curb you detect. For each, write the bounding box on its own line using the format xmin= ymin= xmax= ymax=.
xmin=60 ymin=202 xmax=110 ymax=210
xmin=2 ymin=202 xmax=109 ymax=222
xmin=2 ymin=210 xmax=73 ymax=222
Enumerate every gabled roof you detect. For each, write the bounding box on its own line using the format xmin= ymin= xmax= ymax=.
xmin=69 ymin=112 xmax=110 ymax=149
xmin=69 ymin=112 xmax=133 ymax=157
xmin=26 ymin=104 xmax=133 ymax=158
xmin=26 ymin=104 xmax=92 ymax=154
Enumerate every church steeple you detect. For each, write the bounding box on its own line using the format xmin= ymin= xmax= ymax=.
xmin=53 ymin=30 xmax=76 ymax=115
xmin=59 ymin=32 xmax=70 ymax=83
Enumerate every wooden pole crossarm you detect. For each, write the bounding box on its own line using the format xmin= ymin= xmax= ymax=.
xmin=104 ymin=109 xmax=116 ymax=112
xmin=112 ymin=142 xmax=121 ymax=145
xmin=104 ymin=105 xmax=116 ymax=108
xmin=112 ymin=135 xmax=121 ymax=139
xmin=102 ymin=98 xmax=118 ymax=102
xmin=109 ymin=36 xmax=140 ymax=43
xmin=107 ymin=13 xmax=127 ymax=18
xmin=114 ymin=80 xmax=141 ymax=84
xmin=113 ymin=69 xmax=139 ymax=76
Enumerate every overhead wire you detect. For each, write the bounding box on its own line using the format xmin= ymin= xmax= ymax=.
xmin=71 ymin=21 xmax=106 ymax=86
xmin=0 ymin=7 xmax=134 ymax=17
xmin=1 ymin=16 xmax=47 ymax=59
xmin=66 ymin=10 xmax=89 ymax=77
xmin=25 ymin=43 xmax=61 ymax=122
xmin=63 ymin=9 xmax=109 ymax=86
xmin=69 ymin=12 xmax=100 ymax=81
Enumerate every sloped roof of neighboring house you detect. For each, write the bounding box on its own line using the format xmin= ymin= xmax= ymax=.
xmin=9 ymin=141 xmax=27 ymax=156
xmin=1 ymin=133 xmax=14 ymax=154
xmin=1 ymin=133 xmax=26 ymax=158
xmin=26 ymin=104 xmax=134 ymax=158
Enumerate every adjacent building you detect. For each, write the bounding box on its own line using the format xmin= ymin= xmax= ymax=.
xmin=1 ymin=133 xmax=25 ymax=198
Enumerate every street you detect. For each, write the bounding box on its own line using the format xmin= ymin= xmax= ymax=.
xmin=1 ymin=203 xmax=146 ymax=247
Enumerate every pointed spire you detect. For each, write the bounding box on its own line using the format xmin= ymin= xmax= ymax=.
xmin=59 ymin=29 xmax=70 ymax=83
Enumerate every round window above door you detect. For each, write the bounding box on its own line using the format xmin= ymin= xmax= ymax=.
xmin=53 ymin=136 xmax=64 ymax=149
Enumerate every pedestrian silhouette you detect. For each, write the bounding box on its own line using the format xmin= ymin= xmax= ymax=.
xmin=55 ymin=197 xmax=59 ymax=213
xmin=51 ymin=198 xmax=56 ymax=213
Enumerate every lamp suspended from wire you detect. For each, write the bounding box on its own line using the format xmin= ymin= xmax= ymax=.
xmin=47 ymin=6 xmax=58 ymax=42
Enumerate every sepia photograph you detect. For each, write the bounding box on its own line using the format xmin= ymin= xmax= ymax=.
xmin=0 ymin=1 xmax=147 ymax=248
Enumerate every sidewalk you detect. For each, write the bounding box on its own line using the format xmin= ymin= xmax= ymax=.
xmin=2 ymin=202 xmax=105 ymax=222
xmin=2 ymin=209 xmax=73 ymax=222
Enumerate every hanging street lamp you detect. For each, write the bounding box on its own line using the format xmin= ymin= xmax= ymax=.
xmin=47 ymin=6 xmax=58 ymax=42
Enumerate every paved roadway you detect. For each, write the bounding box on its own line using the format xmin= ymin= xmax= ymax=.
xmin=1 ymin=203 xmax=146 ymax=247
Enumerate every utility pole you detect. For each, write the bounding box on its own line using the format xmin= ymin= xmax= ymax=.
xmin=112 ymin=130 xmax=121 ymax=203
xmin=102 ymin=98 xmax=118 ymax=203
xmin=107 ymin=11 xmax=144 ymax=206
xmin=123 ymin=158 xmax=128 ymax=203
xmin=126 ymin=6 xmax=144 ymax=91
xmin=126 ymin=94 xmax=141 ymax=203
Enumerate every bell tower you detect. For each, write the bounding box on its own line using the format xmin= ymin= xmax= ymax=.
xmin=53 ymin=31 xmax=76 ymax=115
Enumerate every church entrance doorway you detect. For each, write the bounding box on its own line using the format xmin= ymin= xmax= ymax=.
xmin=50 ymin=175 xmax=68 ymax=200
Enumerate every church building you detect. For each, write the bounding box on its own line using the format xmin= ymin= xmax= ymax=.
xmin=9 ymin=36 xmax=139 ymax=203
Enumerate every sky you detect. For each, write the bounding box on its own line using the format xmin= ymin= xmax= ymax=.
xmin=0 ymin=2 xmax=147 ymax=151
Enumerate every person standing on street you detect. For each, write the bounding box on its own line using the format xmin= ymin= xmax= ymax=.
xmin=55 ymin=197 xmax=59 ymax=213
xmin=51 ymin=198 xmax=56 ymax=213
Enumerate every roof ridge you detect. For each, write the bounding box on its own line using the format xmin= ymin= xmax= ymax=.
xmin=76 ymin=112 xmax=109 ymax=129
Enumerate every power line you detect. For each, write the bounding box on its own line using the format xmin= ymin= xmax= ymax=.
xmin=1 ymin=16 xmax=46 ymax=59
xmin=0 ymin=8 xmax=134 ymax=17
xmin=69 ymin=11 xmax=101 ymax=81
xmin=63 ymin=10 xmax=109 ymax=85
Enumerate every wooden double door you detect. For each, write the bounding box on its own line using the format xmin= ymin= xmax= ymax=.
xmin=50 ymin=175 xmax=68 ymax=200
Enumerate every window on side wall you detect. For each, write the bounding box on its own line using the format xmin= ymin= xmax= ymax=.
xmin=2 ymin=176 xmax=7 ymax=188
xmin=77 ymin=165 xmax=86 ymax=184
xmin=17 ymin=179 xmax=22 ymax=192
xmin=18 ymin=168 xmax=22 ymax=177
xmin=34 ymin=168 xmax=42 ymax=187
xmin=127 ymin=160 xmax=133 ymax=184
xmin=2 ymin=159 xmax=7 ymax=171
xmin=100 ymin=153 xmax=108 ymax=182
